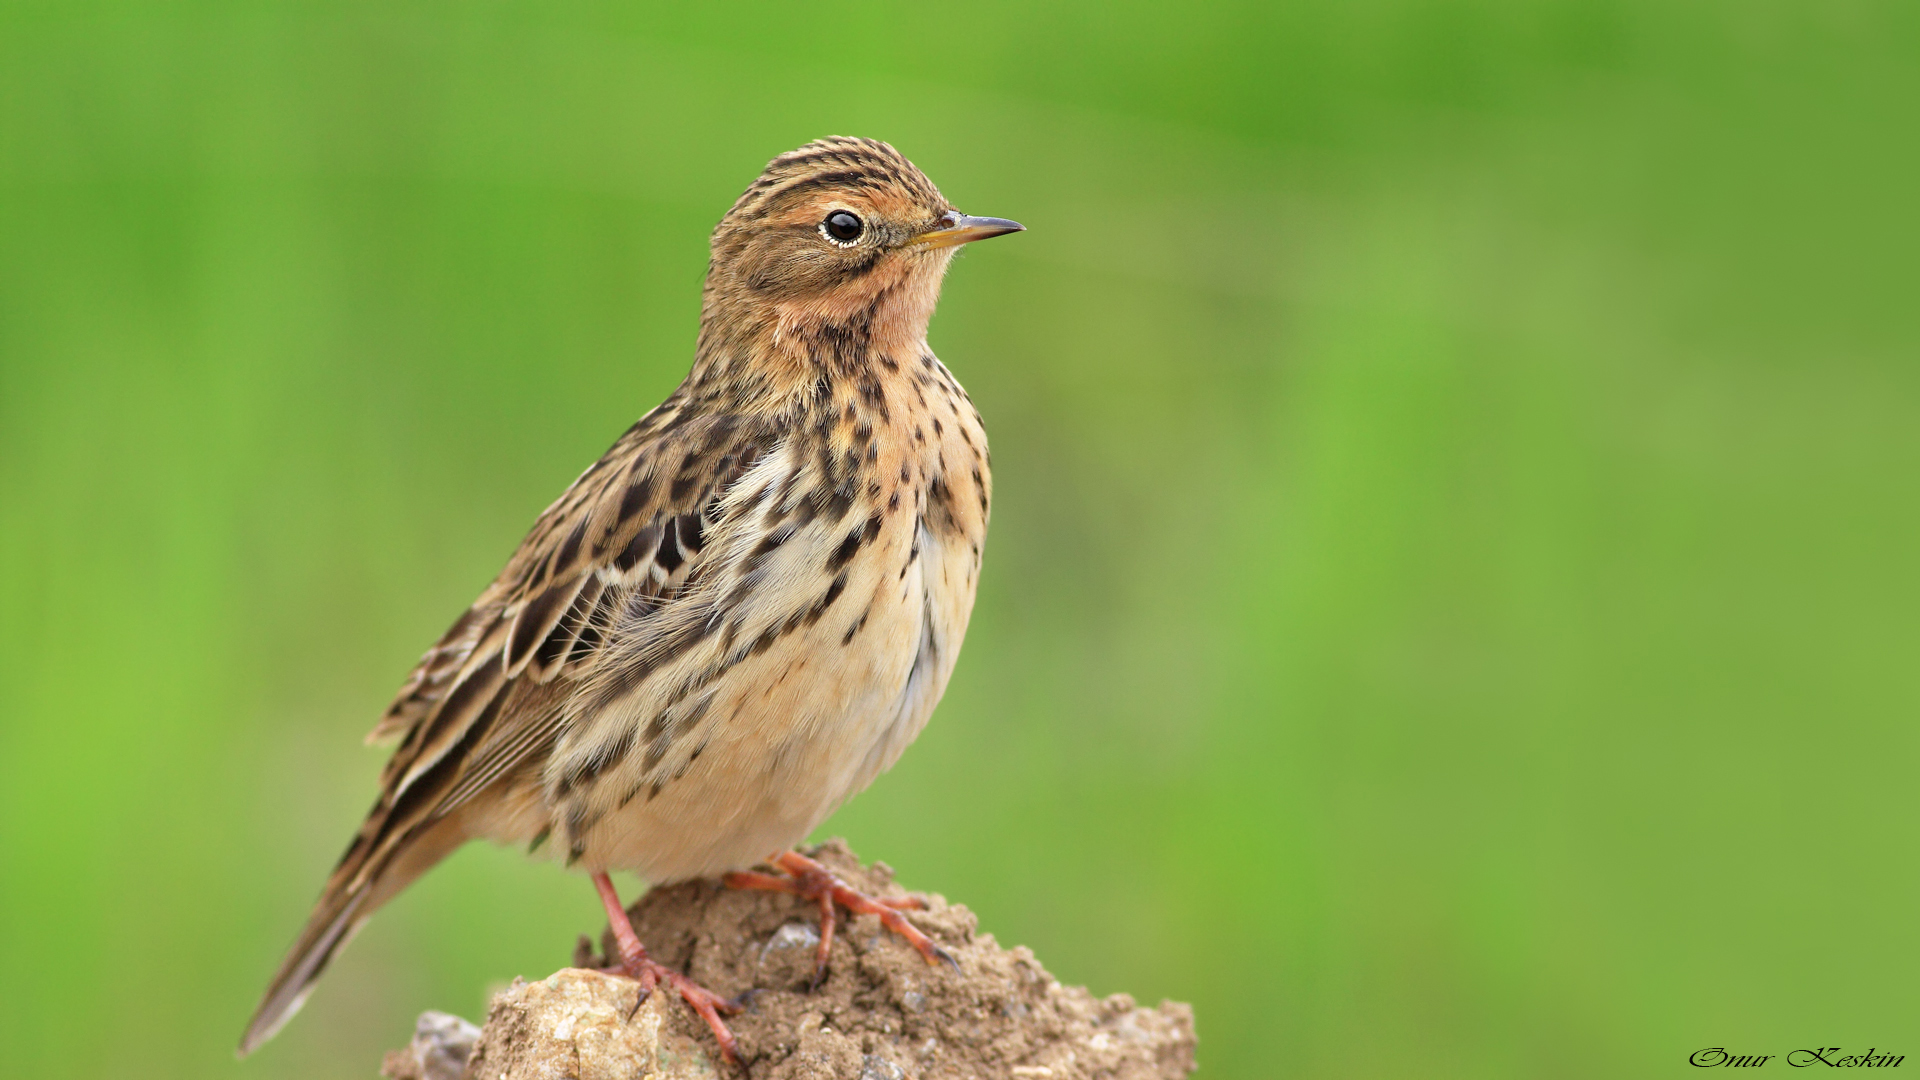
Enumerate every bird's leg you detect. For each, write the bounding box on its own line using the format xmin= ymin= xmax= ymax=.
xmin=723 ymin=851 xmax=955 ymax=989
xmin=590 ymin=872 xmax=741 ymax=1066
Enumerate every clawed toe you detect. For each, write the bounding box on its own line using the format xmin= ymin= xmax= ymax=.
xmin=725 ymin=850 xmax=957 ymax=987
xmin=929 ymin=941 xmax=960 ymax=973
xmin=607 ymin=959 xmax=742 ymax=1063
xmin=591 ymin=871 xmax=742 ymax=1065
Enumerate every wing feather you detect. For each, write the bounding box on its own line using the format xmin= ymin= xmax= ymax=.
xmin=364 ymin=405 xmax=770 ymax=833
xmin=243 ymin=399 xmax=774 ymax=1052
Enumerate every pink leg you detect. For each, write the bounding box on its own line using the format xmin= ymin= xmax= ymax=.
xmin=591 ymin=872 xmax=741 ymax=1065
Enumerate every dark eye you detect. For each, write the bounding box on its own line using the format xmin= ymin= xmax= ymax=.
xmin=823 ymin=210 xmax=863 ymax=242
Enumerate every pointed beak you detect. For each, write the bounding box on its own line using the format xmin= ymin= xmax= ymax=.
xmin=911 ymin=210 xmax=1025 ymax=251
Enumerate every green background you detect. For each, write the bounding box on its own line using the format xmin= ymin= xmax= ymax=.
xmin=2 ymin=2 xmax=1915 ymax=1076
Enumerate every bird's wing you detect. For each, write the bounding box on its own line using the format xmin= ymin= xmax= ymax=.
xmin=240 ymin=394 xmax=769 ymax=1054
xmin=363 ymin=412 xmax=764 ymax=816
xmin=358 ymin=399 xmax=769 ymax=865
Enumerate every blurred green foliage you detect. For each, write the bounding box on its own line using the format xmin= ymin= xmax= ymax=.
xmin=3 ymin=2 xmax=1917 ymax=1076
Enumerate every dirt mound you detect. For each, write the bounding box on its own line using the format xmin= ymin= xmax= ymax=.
xmin=385 ymin=839 xmax=1196 ymax=1079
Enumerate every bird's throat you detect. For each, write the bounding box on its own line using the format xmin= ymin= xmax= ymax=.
xmin=689 ymin=262 xmax=949 ymax=414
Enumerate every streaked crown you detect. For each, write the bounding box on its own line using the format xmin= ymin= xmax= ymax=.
xmin=724 ymin=137 xmax=947 ymax=226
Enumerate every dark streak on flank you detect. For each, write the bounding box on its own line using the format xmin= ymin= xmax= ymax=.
xmin=643 ymin=696 xmax=711 ymax=776
xmin=561 ymin=724 xmax=637 ymax=800
xmin=806 ymin=572 xmax=850 ymax=626
xmin=842 ymin=604 xmax=872 ymax=646
xmin=900 ymin=525 xmax=922 ymax=580
xmin=827 ymin=512 xmax=884 ymax=571
xmin=588 ymin=610 xmax=719 ymax=713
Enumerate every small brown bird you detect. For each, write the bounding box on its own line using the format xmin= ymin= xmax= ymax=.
xmin=239 ymin=137 xmax=1021 ymax=1062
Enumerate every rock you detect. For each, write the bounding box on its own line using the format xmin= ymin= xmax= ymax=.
xmin=384 ymin=840 xmax=1197 ymax=1079
xmin=459 ymin=970 xmax=721 ymax=1080
xmin=379 ymin=1010 xmax=484 ymax=1080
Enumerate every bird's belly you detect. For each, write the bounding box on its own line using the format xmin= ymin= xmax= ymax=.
xmin=574 ymin=548 xmax=944 ymax=883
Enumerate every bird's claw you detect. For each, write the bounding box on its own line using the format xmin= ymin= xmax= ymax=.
xmin=592 ymin=871 xmax=742 ymax=1065
xmin=725 ymin=850 xmax=958 ymax=987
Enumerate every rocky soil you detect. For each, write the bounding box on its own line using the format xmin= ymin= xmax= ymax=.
xmin=382 ymin=840 xmax=1196 ymax=1079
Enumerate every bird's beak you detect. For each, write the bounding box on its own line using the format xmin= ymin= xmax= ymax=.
xmin=911 ymin=211 xmax=1025 ymax=251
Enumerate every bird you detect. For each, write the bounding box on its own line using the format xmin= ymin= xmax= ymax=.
xmin=238 ymin=136 xmax=1022 ymax=1064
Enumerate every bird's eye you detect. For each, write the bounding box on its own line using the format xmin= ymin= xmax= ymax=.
xmin=822 ymin=211 xmax=864 ymax=243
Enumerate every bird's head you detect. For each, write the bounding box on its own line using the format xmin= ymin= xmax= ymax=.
xmin=701 ymin=137 xmax=1022 ymax=360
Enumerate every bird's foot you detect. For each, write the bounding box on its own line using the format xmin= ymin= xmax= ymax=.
xmin=724 ymin=850 xmax=956 ymax=989
xmin=591 ymin=872 xmax=741 ymax=1066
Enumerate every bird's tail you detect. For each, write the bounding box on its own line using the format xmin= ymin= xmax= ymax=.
xmin=237 ymin=814 xmax=469 ymax=1056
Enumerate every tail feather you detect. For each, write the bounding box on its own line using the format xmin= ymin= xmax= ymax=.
xmin=237 ymin=887 xmax=369 ymax=1056
xmin=240 ymin=568 xmax=541 ymax=1054
xmin=237 ymin=814 xmax=470 ymax=1057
